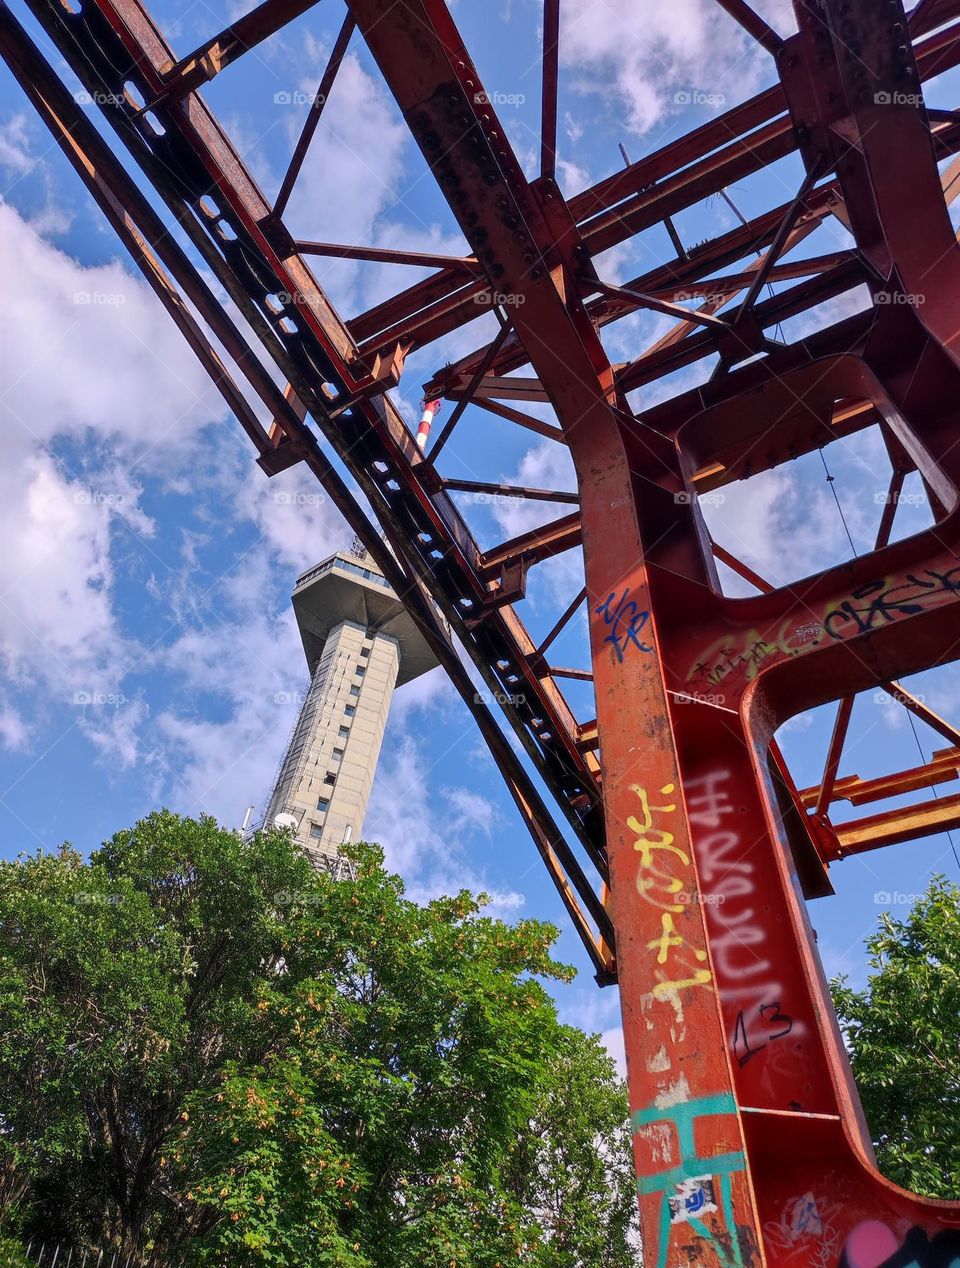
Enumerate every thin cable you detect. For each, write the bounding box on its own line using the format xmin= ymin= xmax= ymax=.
xmin=818 ymin=447 xmax=858 ymax=558
xmin=905 ymin=708 xmax=960 ymax=875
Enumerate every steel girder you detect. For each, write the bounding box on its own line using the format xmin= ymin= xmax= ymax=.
xmin=5 ymin=0 xmax=960 ymax=1261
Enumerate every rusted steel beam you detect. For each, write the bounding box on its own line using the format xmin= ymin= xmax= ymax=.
xmin=442 ymin=479 xmax=579 ymax=505
xmin=591 ymin=278 xmax=730 ymax=332
xmin=297 ymin=240 xmax=480 ymax=272
xmin=538 ymin=586 xmax=587 ymax=659
xmin=714 ymin=0 xmax=784 ymax=54
xmin=271 ymin=11 xmax=357 ymax=220
xmin=480 ymin=512 xmax=582 ymax=575
xmin=733 ymin=158 xmax=825 ymax=320
xmin=428 ymin=316 xmax=511 ymax=460
xmin=424 ymin=187 xmax=848 ymax=392
xmin=815 ymin=696 xmax=856 ymax=818
xmin=352 ymin=22 xmax=957 ymax=365
xmin=547 ymin=665 xmax=593 ymax=682
xmin=461 ymin=398 xmax=565 ymax=444
xmin=540 ymin=0 xmax=559 ymax=181
xmin=830 ymin=793 xmax=960 ymax=855
xmin=710 ymin=544 xmax=775 ymax=594
xmin=153 ymin=0 xmax=320 ymax=103
xmin=881 ymin=683 xmax=960 ymax=747
xmin=800 ymin=747 xmax=960 ymax=807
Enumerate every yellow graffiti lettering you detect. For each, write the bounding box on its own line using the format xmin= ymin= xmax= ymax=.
xmin=637 ymin=869 xmax=686 ymax=913
xmin=648 ymin=912 xmax=684 ymax=964
xmin=629 ymin=783 xmax=714 ymax=1003
xmin=652 ymin=968 xmax=714 ymax=999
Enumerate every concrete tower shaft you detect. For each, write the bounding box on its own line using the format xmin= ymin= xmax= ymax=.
xmin=263 ymin=549 xmax=437 ymax=869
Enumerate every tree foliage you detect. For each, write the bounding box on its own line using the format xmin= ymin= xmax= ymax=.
xmin=0 ymin=812 xmax=637 ymax=1265
xmin=831 ymin=875 xmax=960 ymax=1199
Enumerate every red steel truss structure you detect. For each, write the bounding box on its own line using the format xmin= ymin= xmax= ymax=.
xmin=6 ymin=0 xmax=960 ymax=1260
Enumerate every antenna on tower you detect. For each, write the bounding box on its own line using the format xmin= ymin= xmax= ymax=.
xmin=349 ymin=533 xmax=368 ymax=560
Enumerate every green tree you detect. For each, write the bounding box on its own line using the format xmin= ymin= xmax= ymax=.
xmin=831 ymin=875 xmax=960 ymax=1198
xmin=0 ymin=812 xmax=637 ymax=1265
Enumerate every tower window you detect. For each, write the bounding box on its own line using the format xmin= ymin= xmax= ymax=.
xmin=349 ymin=685 xmax=360 ymax=697
xmin=324 ymin=772 xmax=336 ymax=785
xmin=356 ymin=667 xmax=365 ymax=678
xmin=338 ymin=724 xmax=350 ymax=738
xmin=309 ymin=822 xmax=322 ymax=839
xmin=360 ymin=647 xmax=370 ymax=658
xmin=332 ymin=747 xmax=344 ymax=761
xmin=316 ymin=797 xmax=330 ymax=812
xmin=345 ymin=705 xmax=355 ymax=717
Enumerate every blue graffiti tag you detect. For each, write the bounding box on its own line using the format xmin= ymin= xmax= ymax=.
xmin=594 ymin=588 xmax=652 ymax=662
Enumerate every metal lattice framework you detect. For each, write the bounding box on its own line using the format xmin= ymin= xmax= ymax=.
xmin=5 ymin=0 xmax=960 ymax=1261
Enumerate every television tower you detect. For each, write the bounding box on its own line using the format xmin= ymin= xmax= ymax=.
xmin=262 ymin=539 xmax=437 ymax=872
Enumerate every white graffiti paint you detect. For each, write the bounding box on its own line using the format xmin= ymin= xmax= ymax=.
xmin=686 ymin=771 xmax=802 ymax=1067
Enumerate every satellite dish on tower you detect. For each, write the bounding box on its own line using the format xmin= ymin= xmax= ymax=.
xmin=273 ymin=813 xmax=299 ymax=832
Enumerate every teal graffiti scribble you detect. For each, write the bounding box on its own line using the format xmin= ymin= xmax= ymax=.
xmin=632 ymin=1093 xmax=747 ymax=1268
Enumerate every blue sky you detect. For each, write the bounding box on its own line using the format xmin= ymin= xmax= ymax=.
xmin=1 ymin=0 xmax=959 ymax=1065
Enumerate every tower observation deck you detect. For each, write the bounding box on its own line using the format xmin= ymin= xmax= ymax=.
xmin=262 ymin=545 xmax=437 ymax=872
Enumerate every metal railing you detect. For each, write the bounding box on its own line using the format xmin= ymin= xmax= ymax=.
xmin=24 ymin=1244 xmax=148 ymax=1268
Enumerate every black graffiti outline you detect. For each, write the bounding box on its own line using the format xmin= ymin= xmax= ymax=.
xmin=824 ymin=567 xmax=960 ymax=642
xmin=733 ymin=1001 xmax=794 ymax=1068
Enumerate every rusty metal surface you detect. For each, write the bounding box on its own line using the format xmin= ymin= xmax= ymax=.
xmin=6 ymin=0 xmax=960 ymax=1261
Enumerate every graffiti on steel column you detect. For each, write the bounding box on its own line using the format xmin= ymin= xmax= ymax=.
xmin=764 ymin=1191 xmax=843 ymax=1267
xmin=594 ymin=587 xmax=652 ymax=662
xmin=686 ymin=772 xmax=800 ymax=1064
xmin=839 ymin=1220 xmax=960 ymax=1266
xmin=633 ymin=1092 xmax=751 ymax=1268
xmin=686 ymin=566 xmax=960 ymax=687
xmin=628 ymin=783 xmax=713 ymax=1000
xmin=824 ymin=568 xmax=960 ymax=642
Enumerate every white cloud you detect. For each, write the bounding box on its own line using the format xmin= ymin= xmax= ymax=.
xmin=365 ymin=730 xmax=524 ymax=913
xmin=282 ymin=51 xmax=411 ymax=314
xmin=601 ymin=1025 xmax=627 ymax=1079
xmin=0 ymin=115 xmax=35 ymax=175
xmin=559 ymin=0 xmax=770 ymax=137
xmin=701 ymin=465 xmax=850 ymax=594
xmin=0 ymin=200 xmax=223 ymax=757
